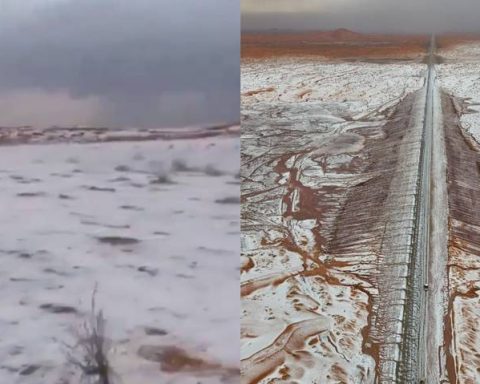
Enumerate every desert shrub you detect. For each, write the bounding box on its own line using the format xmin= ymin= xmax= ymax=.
xmin=171 ymin=158 xmax=190 ymax=172
xmin=150 ymin=172 xmax=174 ymax=184
xmin=66 ymin=287 xmax=113 ymax=384
xmin=204 ymin=164 xmax=224 ymax=177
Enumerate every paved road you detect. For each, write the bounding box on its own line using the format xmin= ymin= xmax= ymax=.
xmin=417 ymin=35 xmax=437 ymax=383
xmin=417 ymin=34 xmax=436 ymax=383
xmin=399 ymin=34 xmax=436 ymax=383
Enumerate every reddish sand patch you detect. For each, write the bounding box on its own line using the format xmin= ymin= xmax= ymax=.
xmin=437 ymin=33 xmax=480 ymax=51
xmin=242 ymin=87 xmax=275 ymax=97
xmin=242 ymin=29 xmax=429 ymax=60
xmin=138 ymin=345 xmax=239 ymax=380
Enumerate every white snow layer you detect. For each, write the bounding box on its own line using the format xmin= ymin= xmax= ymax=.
xmin=0 ymin=136 xmax=240 ymax=383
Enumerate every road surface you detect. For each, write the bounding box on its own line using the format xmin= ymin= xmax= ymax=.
xmin=400 ymin=34 xmax=436 ymax=383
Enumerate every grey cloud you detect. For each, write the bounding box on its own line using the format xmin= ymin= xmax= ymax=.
xmin=0 ymin=0 xmax=239 ymax=127
xmin=242 ymin=0 xmax=480 ymax=34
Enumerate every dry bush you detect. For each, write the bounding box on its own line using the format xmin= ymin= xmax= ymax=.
xmin=171 ymin=158 xmax=190 ymax=172
xmin=66 ymin=287 xmax=114 ymax=384
xmin=204 ymin=164 xmax=224 ymax=177
xmin=150 ymin=173 xmax=174 ymax=184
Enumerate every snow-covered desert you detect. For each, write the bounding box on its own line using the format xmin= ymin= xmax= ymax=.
xmin=241 ymin=30 xmax=480 ymax=384
xmin=0 ymin=126 xmax=240 ymax=384
xmin=436 ymin=41 xmax=480 ymax=384
xmin=241 ymin=33 xmax=480 ymax=383
xmin=241 ymin=55 xmax=427 ymax=383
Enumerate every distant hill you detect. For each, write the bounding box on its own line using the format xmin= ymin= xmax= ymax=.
xmin=325 ymin=28 xmax=364 ymax=40
xmin=242 ymin=28 xmax=375 ymax=43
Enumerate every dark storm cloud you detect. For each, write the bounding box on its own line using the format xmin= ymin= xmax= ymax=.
xmin=242 ymin=0 xmax=480 ymax=34
xmin=0 ymin=0 xmax=239 ymax=127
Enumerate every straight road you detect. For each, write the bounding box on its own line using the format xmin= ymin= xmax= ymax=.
xmin=400 ymin=34 xmax=436 ymax=383
xmin=417 ymin=34 xmax=436 ymax=383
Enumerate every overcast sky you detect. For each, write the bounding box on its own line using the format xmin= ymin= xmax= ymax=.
xmin=242 ymin=0 xmax=480 ymax=34
xmin=0 ymin=0 xmax=239 ymax=128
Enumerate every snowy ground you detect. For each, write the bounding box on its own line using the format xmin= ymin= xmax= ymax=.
xmin=437 ymin=48 xmax=480 ymax=142
xmin=437 ymin=42 xmax=480 ymax=383
xmin=242 ymin=59 xmax=424 ymax=120
xmin=0 ymin=129 xmax=240 ymax=384
xmin=438 ymin=41 xmax=480 ymax=62
xmin=241 ymin=59 xmax=425 ymax=383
